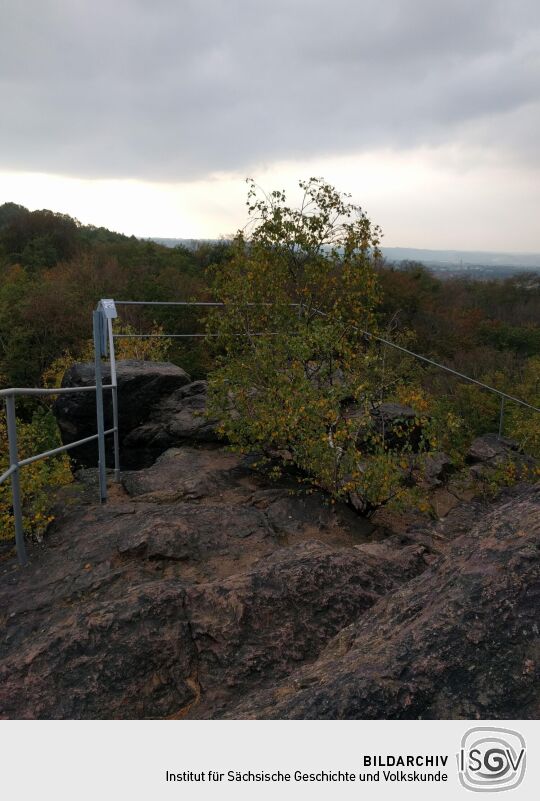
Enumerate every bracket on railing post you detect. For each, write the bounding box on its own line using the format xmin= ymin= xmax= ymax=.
xmin=93 ymin=310 xmax=107 ymax=503
xmin=5 ymin=394 xmax=28 ymax=566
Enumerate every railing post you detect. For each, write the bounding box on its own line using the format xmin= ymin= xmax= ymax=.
xmin=498 ymin=397 xmax=505 ymax=440
xmin=5 ymin=394 xmax=28 ymax=566
xmin=93 ymin=310 xmax=107 ymax=503
xmin=107 ymin=316 xmax=120 ymax=482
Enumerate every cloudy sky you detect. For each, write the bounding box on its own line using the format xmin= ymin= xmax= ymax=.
xmin=1 ymin=0 xmax=539 ymax=250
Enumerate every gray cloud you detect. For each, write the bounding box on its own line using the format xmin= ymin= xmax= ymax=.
xmin=0 ymin=0 xmax=539 ymax=181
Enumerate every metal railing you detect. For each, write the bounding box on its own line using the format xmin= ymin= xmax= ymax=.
xmin=2 ymin=297 xmax=540 ymax=566
xmin=0 ymin=306 xmax=117 ymax=565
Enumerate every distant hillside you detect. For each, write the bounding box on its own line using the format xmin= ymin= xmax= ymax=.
xmin=149 ymin=238 xmax=540 ymax=273
xmin=382 ymin=246 xmax=540 ymax=270
xmin=0 ymin=201 xmax=135 ymax=269
xmin=149 ymin=237 xmax=223 ymax=250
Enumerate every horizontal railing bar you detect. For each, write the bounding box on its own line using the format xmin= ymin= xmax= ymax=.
xmin=115 ymin=301 xmax=225 ymax=306
xmin=17 ymin=428 xmax=116 ymax=468
xmin=0 ymin=464 xmax=17 ymax=484
xmin=112 ymin=333 xmax=280 ymax=338
xmin=113 ymin=301 xmax=299 ymax=307
xmin=0 ymin=385 xmax=113 ymax=398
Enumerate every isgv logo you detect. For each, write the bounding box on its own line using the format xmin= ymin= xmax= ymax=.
xmin=457 ymin=727 xmax=526 ymax=792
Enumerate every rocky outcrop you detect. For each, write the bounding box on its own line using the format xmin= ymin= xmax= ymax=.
xmin=1 ymin=438 xmax=538 ymax=720
xmin=53 ymin=361 xmax=216 ymax=468
xmin=0 ymin=446 xmax=387 ymax=719
xmin=216 ymin=483 xmax=540 ymax=720
xmin=121 ymin=447 xmax=241 ymax=502
xmin=468 ymin=433 xmax=521 ymax=463
xmin=467 ymin=433 xmax=537 ymax=480
xmin=123 ymin=380 xmax=220 ymax=457
xmin=416 ymin=451 xmax=455 ymax=488
xmin=184 ymin=541 xmax=425 ymax=715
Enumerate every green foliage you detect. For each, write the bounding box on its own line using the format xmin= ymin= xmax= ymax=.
xmin=206 ymin=179 xmax=540 ymax=512
xmin=42 ymin=322 xmax=174 ymax=389
xmin=207 ymin=179 xmax=428 ymax=512
xmin=479 ymin=320 xmax=540 ymax=357
xmin=0 ymin=207 xmax=80 ymax=268
xmin=0 ymin=407 xmax=72 ymax=543
xmin=0 ymin=202 xmax=28 ymax=230
xmin=505 ymin=356 xmax=540 ymax=457
xmin=0 ymin=205 xmax=224 ymax=389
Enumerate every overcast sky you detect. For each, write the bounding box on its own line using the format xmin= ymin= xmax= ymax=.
xmin=1 ymin=0 xmax=539 ymax=250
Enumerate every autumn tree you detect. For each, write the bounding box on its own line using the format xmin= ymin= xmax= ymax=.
xmin=207 ymin=178 xmax=424 ymax=512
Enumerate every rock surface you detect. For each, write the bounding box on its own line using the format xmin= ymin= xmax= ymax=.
xmin=1 ymin=438 xmax=538 ymax=720
xmin=468 ymin=433 xmax=521 ymax=463
xmin=123 ymin=380 xmax=220 ymax=456
xmin=53 ymin=361 xmax=213 ymax=468
xmin=215 ymin=483 xmax=540 ymax=720
xmin=0 ymin=446 xmax=386 ymax=719
xmin=467 ymin=433 xmax=537 ymax=480
xmin=370 ymin=402 xmax=425 ymax=451
xmin=417 ymin=451 xmax=455 ymax=488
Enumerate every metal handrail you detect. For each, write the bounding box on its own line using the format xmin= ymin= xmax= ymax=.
xmin=0 ymin=464 xmax=17 ymax=483
xmin=113 ymin=301 xmax=298 ymax=307
xmin=1 ymin=380 xmax=116 ymax=566
xmin=0 ymin=385 xmax=112 ymax=397
xmin=112 ymin=333 xmax=280 ymax=338
xmin=18 ymin=428 xmax=116 ymax=468
xmin=364 ymin=333 xmax=540 ymax=413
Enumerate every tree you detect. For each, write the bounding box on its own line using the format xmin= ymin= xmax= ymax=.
xmin=0 ymin=208 xmax=80 ymax=269
xmin=207 ymin=178 xmax=421 ymax=513
xmin=0 ymin=202 xmax=28 ymax=230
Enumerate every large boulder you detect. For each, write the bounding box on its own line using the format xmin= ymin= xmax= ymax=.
xmin=418 ymin=451 xmax=455 ymax=488
xmin=468 ymin=433 xmax=520 ymax=463
xmin=53 ymin=360 xmax=193 ymax=468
